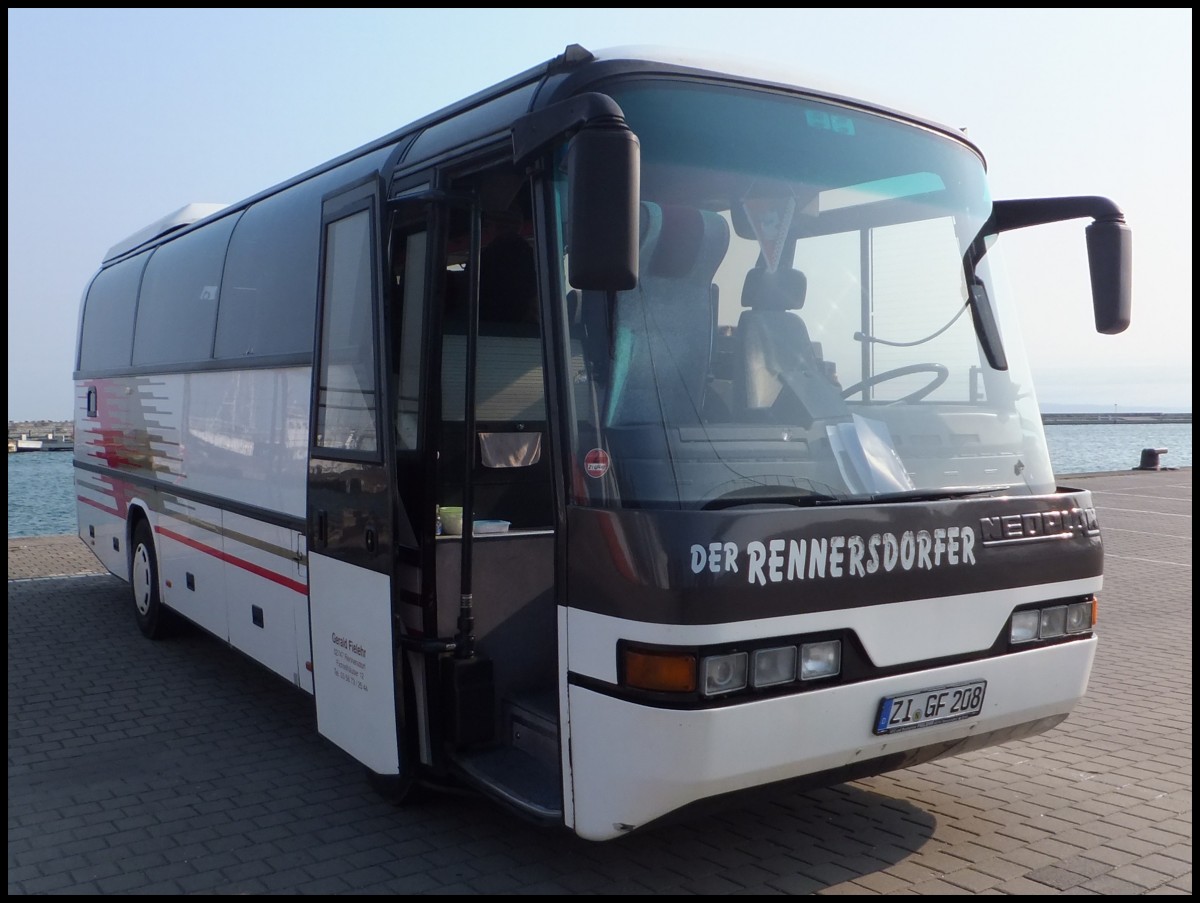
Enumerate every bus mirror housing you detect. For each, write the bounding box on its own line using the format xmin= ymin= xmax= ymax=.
xmin=511 ymin=92 xmax=640 ymax=292
xmin=566 ymin=123 xmax=640 ymax=291
xmin=1085 ymin=219 xmax=1132 ymax=334
xmin=993 ymin=196 xmax=1132 ymax=336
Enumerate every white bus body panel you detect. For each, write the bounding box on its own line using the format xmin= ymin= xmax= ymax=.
xmin=75 ymin=469 xmax=129 ymax=577
xmin=566 ymin=636 xmax=1095 ymax=841
xmin=222 ymin=511 xmax=311 ymax=691
xmin=75 ymin=369 xmax=309 ymax=520
xmin=74 ymin=370 xmax=315 ymax=692
xmin=562 ymin=579 xmax=1100 ymax=841
xmin=566 ymin=578 xmax=1102 ymax=682
xmin=308 ymin=552 xmax=399 ymax=776
xmin=178 ymin=369 xmax=310 ymax=517
xmin=156 ymin=498 xmax=229 ymax=639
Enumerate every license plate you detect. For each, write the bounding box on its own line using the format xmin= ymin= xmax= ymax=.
xmin=874 ymin=680 xmax=987 ymax=735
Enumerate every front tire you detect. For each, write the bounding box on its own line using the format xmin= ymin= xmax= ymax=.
xmin=131 ymin=520 xmax=168 ymax=639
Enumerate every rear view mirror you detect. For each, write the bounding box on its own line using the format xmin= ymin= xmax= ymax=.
xmin=1085 ymin=219 xmax=1132 ymax=334
xmin=567 ymin=123 xmax=640 ymax=291
xmin=993 ymin=196 xmax=1132 ymax=336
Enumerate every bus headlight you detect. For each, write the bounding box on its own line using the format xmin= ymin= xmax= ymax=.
xmin=800 ymin=640 xmax=841 ymax=680
xmin=1065 ymin=600 xmax=1093 ymax=633
xmin=624 ymin=633 xmax=847 ymax=701
xmin=1011 ymin=610 xmax=1040 ymax=643
xmin=1039 ymin=605 xmax=1068 ymax=638
xmin=752 ymin=646 xmax=797 ymax=688
xmin=702 ymin=652 xmax=748 ymax=696
xmin=1011 ymin=596 xmax=1096 ymax=644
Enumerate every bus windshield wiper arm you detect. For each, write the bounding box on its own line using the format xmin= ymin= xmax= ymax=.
xmin=702 ymin=491 xmax=842 ymax=511
xmin=702 ymin=485 xmax=1015 ymax=511
xmin=863 ymin=485 xmax=1014 ymax=504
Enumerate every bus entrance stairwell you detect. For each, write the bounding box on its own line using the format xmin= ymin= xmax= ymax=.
xmin=431 ymin=183 xmax=563 ymax=822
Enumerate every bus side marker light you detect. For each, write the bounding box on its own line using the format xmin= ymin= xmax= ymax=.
xmin=624 ymin=648 xmax=697 ymax=693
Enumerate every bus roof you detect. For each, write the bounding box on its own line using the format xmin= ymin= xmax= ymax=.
xmin=102 ymin=44 xmax=975 ymax=265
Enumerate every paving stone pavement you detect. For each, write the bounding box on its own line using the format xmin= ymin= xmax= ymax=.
xmin=8 ymin=470 xmax=1191 ymax=894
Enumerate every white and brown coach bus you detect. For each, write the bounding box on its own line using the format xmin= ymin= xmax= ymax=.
xmin=73 ymin=45 xmax=1131 ymax=841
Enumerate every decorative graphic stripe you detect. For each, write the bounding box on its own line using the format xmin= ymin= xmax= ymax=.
xmin=77 ymin=494 xmax=123 ymax=518
xmin=160 ymin=500 xmax=303 ymax=565
xmin=156 ymin=525 xmax=308 ymax=596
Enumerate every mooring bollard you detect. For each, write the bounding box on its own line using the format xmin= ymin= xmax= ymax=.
xmin=1134 ymin=447 xmax=1169 ymax=470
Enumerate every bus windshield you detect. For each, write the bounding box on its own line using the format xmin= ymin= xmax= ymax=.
xmin=556 ymin=80 xmax=1055 ymax=509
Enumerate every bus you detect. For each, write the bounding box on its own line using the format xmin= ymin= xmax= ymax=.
xmin=73 ymin=44 xmax=1131 ymax=841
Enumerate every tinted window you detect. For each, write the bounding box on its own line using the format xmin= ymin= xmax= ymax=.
xmin=78 ymin=253 xmax=149 ymax=370
xmin=315 ymin=208 xmax=379 ymax=453
xmin=215 ymin=184 xmax=320 ymax=359
xmin=132 ymin=214 xmax=240 ymax=366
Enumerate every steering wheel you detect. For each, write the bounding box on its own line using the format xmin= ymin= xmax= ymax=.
xmin=840 ymin=363 xmax=949 ymax=403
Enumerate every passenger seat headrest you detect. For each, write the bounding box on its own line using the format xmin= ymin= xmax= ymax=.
xmin=742 ymin=266 xmax=807 ymax=310
xmin=647 ymin=204 xmax=707 ymax=278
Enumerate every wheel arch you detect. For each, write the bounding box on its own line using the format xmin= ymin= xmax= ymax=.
xmin=125 ymin=503 xmax=153 ymax=578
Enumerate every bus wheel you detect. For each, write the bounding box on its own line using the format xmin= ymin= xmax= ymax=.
xmin=131 ymin=520 xmax=167 ymax=639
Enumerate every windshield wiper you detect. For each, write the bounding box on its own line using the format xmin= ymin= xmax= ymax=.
xmin=862 ymin=485 xmax=1014 ymax=504
xmin=702 ymin=490 xmax=842 ymax=511
xmin=702 ymin=485 xmax=1014 ymax=511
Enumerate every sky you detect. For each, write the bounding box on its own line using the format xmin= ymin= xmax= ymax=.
xmin=7 ymin=8 xmax=1193 ymax=420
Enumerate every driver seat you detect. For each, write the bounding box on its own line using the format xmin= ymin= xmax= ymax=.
xmin=735 ymin=266 xmax=848 ymax=426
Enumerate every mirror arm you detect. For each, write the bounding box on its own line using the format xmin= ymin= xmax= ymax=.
xmin=993 ymin=196 xmax=1126 ymax=232
xmin=994 ymin=196 xmax=1132 ymax=336
xmin=511 ymin=93 xmax=629 ymax=166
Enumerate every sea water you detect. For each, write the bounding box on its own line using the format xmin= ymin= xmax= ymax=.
xmin=7 ymin=422 xmax=1192 ymax=538
xmin=9 ymin=451 xmax=79 ymax=538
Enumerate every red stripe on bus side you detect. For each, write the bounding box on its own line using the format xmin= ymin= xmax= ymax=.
xmin=155 ymin=525 xmax=308 ymax=596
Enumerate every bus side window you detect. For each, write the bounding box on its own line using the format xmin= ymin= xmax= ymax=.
xmin=391 ymin=226 xmax=427 ymax=451
xmin=439 ymin=190 xmax=552 ymax=528
xmin=479 ymin=218 xmax=539 ymax=334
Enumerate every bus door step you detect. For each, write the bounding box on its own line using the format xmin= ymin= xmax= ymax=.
xmin=451 ymin=690 xmax=562 ymax=823
xmin=505 ymin=690 xmax=558 ymax=766
xmin=453 ymin=745 xmax=562 ymax=822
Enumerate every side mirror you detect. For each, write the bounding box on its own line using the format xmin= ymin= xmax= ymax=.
xmin=567 ymin=123 xmax=640 ymax=291
xmin=993 ymin=196 xmax=1132 ymax=336
xmin=510 ymin=91 xmax=641 ymax=292
xmin=1085 ymin=219 xmax=1132 ymax=334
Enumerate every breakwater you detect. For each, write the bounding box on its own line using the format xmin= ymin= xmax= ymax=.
xmin=1041 ymin=412 xmax=1190 ymax=425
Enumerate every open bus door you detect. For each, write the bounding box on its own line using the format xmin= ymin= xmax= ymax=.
xmin=307 ymin=178 xmax=409 ymax=780
xmin=422 ymin=167 xmax=566 ymax=822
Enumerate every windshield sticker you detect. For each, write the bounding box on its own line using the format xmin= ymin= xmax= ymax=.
xmin=690 ymin=525 xmax=977 ymax=586
xmin=804 ymin=109 xmax=856 ymax=136
xmin=584 ymin=448 xmax=610 ymax=478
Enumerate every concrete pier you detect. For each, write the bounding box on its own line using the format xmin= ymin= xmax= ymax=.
xmin=8 ymin=469 xmax=1191 ymax=894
